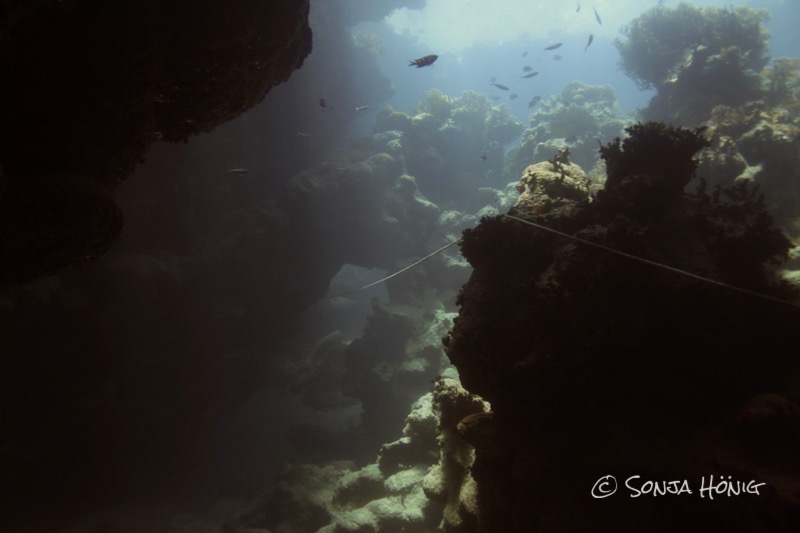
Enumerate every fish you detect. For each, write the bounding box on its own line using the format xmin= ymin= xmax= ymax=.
xmin=523 ymin=66 xmax=533 ymax=72
xmin=491 ymin=82 xmax=510 ymax=91
xmin=521 ymin=71 xmax=539 ymax=79
xmin=576 ymin=2 xmax=581 ymax=12
xmin=408 ymin=54 xmax=438 ymax=68
xmin=584 ymin=34 xmax=594 ymax=52
xmin=528 ymin=96 xmax=542 ymax=108
xmin=509 ymin=94 xmax=519 ymax=100
xmin=227 ymin=168 xmax=249 ymax=174
xmin=544 ymin=42 xmax=563 ymax=51
xmin=480 ymin=154 xmax=488 ymax=161
xmin=522 ymin=51 xmax=528 ymax=57
xmin=553 ymin=54 xmax=563 ymax=61
xmin=355 ymin=105 xmax=369 ymax=112
xmin=593 ymin=7 xmax=602 ymax=25
xmin=319 ymin=98 xmax=330 ymax=112
xmin=296 ymin=132 xmax=312 ymax=139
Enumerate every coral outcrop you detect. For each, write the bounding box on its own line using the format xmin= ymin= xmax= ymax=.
xmin=616 ymin=4 xmax=770 ymax=124
xmin=445 ymin=122 xmax=800 ymax=530
xmin=697 ymin=71 xmax=800 ymax=234
xmin=374 ymin=90 xmax=523 ymax=210
xmin=506 ymin=82 xmax=629 ymax=177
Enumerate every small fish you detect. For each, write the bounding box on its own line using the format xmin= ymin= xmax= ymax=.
xmin=553 ymin=54 xmax=563 ymax=61
xmin=584 ymin=34 xmax=594 ymax=52
xmin=509 ymin=93 xmax=519 ymax=100
xmin=491 ymin=82 xmax=510 ymax=91
xmin=355 ymin=105 xmax=369 ymax=112
xmin=544 ymin=42 xmax=563 ymax=51
xmin=523 ymin=66 xmax=533 ymax=72
xmin=480 ymin=154 xmax=488 ymax=161
xmin=576 ymin=2 xmax=581 ymax=12
xmin=521 ymin=71 xmax=539 ymax=79
xmin=528 ymin=95 xmax=542 ymax=108
xmin=319 ymin=98 xmax=330 ymax=112
xmin=522 ymin=51 xmax=528 ymax=57
xmin=227 ymin=168 xmax=249 ymax=174
xmin=593 ymin=7 xmax=602 ymax=25
xmin=409 ymin=54 xmax=438 ymax=68
xmin=296 ymin=131 xmax=312 ymax=139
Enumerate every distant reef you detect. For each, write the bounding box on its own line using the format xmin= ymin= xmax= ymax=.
xmin=617 ymin=3 xmax=800 ymax=245
xmin=0 ymin=0 xmax=312 ymax=285
xmin=616 ymin=4 xmax=770 ymax=125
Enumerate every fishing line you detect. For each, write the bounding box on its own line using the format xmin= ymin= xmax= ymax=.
xmin=503 ymin=214 xmax=800 ymax=309
xmin=323 ymin=238 xmax=462 ymax=300
xmin=322 ymin=215 xmax=799 ymax=309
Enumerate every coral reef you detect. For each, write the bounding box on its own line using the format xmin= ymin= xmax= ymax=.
xmin=511 ymin=158 xmax=591 ymax=217
xmin=374 ymin=90 xmax=523 ymax=210
xmin=247 ymin=391 xmax=444 ymax=532
xmin=616 ymin=4 xmax=770 ymax=124
xmin=195 ymin=372 xmax=492 ymax=533
xmin=506 ymin=82 xmax=629 ymax=177
xmin=423 ymin=377 xmax=490 ymax=531
xmin=445 ymin=122 xmax=800 ymax=530
xmin=613 ymin=5 xmax=800 ymax=240
xmin=697 ymin=93 xmax=800 ymax=236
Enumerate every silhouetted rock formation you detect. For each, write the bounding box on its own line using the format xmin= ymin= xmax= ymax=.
xmin=0 ymin=0 xmax=311 ymax=285
xmin=445 ymin=123 xmax=800 ymax=531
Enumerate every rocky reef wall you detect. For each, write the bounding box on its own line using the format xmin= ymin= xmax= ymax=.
xmin=445 ymin=123 xmax=800 ymax=530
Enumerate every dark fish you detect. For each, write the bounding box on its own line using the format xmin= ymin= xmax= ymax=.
xmin=355 ymin=105 xmax=369 ymax=111
xmin=528 ymin=96 xmax=542 ymax=108
xmin=509 ymin=93 xmax=519 ymax=100
xmin=584 ymin=34 xmax=594 ymax=52
xmin=576 ymin=2 xmax=581 ymax=12
xmin=227 ymin=168 xmax=249 ymax=174
xmin=593 ymin=7 xmax=602 ymax=25
xmin=491 ymin=82 xmax=510 ymax=91
xmin=521 ymin=71 xmax=539 ymax=79
xmin=409 ymin=54 xmax=438 ymax=68
xmin=523 ymin=66 xmax=533 ymax=72
xmin=319 ymin=98 xmax=330 ymax=111
xmin=544 ymin=42 xmax=563 ymax=51
xmin=553 ymin=54 xmax=563 ymax=61
xmin=480 ymin=154 xmax=488 ymax=161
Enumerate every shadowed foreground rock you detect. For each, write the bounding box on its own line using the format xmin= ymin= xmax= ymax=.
xmin=0 ymin=0 xmax=311 ymax=284
xmin=445 ymin=123 xmax=800 ymax=531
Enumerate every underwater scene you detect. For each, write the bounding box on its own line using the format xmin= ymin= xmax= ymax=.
xmin=2 ymin=0 xmax=800 ymax=531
